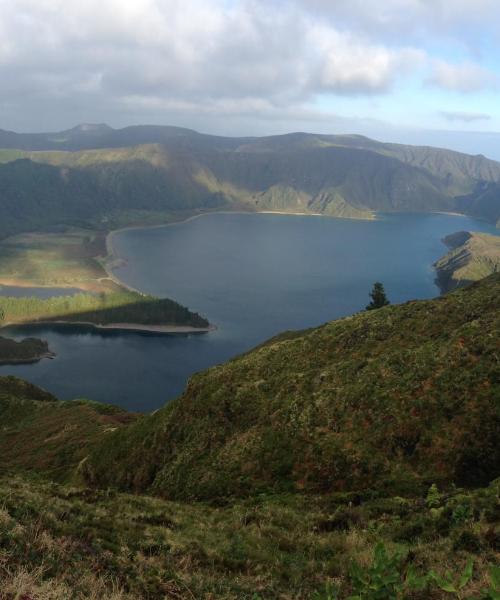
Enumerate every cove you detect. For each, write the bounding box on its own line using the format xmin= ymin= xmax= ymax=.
xmin=0 ymin=212 xmax=497 ymax=411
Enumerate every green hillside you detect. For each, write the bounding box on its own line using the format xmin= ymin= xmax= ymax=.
xmin=435 ymin=231 xmax=500 ymax=292
xmin=0 ymin=276 xmax=499 ymax=598
xmin=83 ymin=274 xmax=500 ymax=501
xmin=0 ymin=126 xmax=499 ymax=238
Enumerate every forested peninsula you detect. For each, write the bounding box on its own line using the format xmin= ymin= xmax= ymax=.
xmin=0 ymin=290 xmax=210 ymax=332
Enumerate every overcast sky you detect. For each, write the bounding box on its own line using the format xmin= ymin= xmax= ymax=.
xmin=2 ymin=0 xmax=500 ymax=157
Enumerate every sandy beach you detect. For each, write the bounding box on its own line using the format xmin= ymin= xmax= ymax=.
xmin=2 ymin=320 xmax=216 ymax=334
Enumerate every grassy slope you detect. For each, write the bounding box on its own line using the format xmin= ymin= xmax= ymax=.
xmin=0 ymin=473 xmax=498 ymax=599
xmin=0 ymin=278 xmax=499 ymax=596
xmin=84 ymin=274 xmax=500 ymax=501
xmin=0 ymin=375 xmax=137 ymax=481
xmin=435 ymin=231 xmax=500 ymax=292
xmin=0 ymin=276 xmax=499 ymax=597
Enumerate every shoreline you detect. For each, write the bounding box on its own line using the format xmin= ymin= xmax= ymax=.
xmin=2 ymin=321 xmax=216 ymax=335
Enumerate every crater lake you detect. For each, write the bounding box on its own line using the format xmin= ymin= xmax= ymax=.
xmin=1 ymin=212 xmax=497 ymax=411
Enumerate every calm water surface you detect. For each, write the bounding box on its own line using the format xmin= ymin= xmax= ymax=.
xmin=1 ymin=212 xmax=497 ymax=411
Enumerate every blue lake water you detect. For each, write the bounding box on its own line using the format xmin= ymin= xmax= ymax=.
xmin=0 ymin=212 xmax=497 ymax=411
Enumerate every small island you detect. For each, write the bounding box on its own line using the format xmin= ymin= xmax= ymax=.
xmin=0 ymin=335 xmax=55 ymax=365
xmin=434 ymin=231 xmax=500 ymax=293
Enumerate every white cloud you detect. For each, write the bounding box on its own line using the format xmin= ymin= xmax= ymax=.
xmin=429 ymin=60 xmax=497 ymax=93
xmin=0 ymin=0 xmax=424 ymax=114
xmin=0 ymin=0 xmax=497 ymax=135
xmin=294 ymin=0 xmax=499 ymax=42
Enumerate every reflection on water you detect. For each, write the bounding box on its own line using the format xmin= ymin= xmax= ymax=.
xmin=0 ymin=212 xmax=497 ymax=412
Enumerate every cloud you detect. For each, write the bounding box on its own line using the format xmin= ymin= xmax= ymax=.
xmin=0 ymin=0 xmax=497 ymax=137
xmin=440 ymin=110 xmax=491 ymax=123
xmin=0 ymin=0 xmax=423 ymax=123
xmin=293 ymin=0 xmax=499 ymax=43
xmin=428 ymin=61 xmax=498 ymax=93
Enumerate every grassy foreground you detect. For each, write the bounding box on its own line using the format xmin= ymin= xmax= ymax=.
xmin=0 ymin=474 xmax=498 ymax=599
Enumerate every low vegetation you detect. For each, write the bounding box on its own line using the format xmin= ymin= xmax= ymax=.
xmin=84 ymin=273 xmax=500 ymax=500
xmin=435 ymin=231 xmax=500 ymax=292
xmin=0 ymin=335 xmax=52 ymax=364
xmin=0 ymin=474 xmax=498 ymax=598
xmin=0 ymin=229 xmax=109 ymax=291
xmin=0 ymin=275 xmax=498 ymax=598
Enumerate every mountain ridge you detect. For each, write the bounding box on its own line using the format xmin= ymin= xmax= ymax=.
xmin=1 ymin=125 xmax=500 ymax=238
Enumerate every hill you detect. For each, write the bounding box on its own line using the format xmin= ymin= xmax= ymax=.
xmin=1 ymin=276 xmax=499 ymax=597
xmin=435 ymin=231 xmax=500 ymax=292
xmin=0 ymin=126 xmax=500 ymax=238
xmin=68 ymin=273 xmax=499 ymax=500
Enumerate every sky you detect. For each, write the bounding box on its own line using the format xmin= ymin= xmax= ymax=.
xmin=1 ymin=0 xmax=500 ymax=157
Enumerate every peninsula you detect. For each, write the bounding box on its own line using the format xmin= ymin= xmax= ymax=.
xmin=0 ymin=229 xmax=211 ymax=333
xmin=434 ymin=230 xmax=500 ymax=293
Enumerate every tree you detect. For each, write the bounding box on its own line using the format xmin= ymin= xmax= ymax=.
xmin=366 ymin=282 xmax=390 ymax=310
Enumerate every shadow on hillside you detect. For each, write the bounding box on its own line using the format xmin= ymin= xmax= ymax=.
xmin=0 ymin=297 xmax=211 ymax=337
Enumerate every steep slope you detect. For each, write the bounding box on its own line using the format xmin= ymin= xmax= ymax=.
xmin=83 ymin=274 xmax=500 ymax=500
xmin=435 ymin=231 xmax=500 ymax=292
xmin=0 ymin=126 xmax=499 ymax=238
xmin=0 ymin=375 xmax=137 ymax=480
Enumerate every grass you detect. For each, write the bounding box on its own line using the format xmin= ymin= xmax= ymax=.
xmin=0 ymin=229 xmax=110 ymax=291
xmin=435 ymin=231 xmax=500 ymax=292
xmin=0 ymin=474 xmax=498 ymax=599
xmin=0 ymin=275 xmax=498 ymax=597
xmin=0 ymin=376 xmax=137 ymax=482
xmin=84 ymin=273 xmax=500 ymax=500
xmin=0 ymin=229 xmax=209 ymax=328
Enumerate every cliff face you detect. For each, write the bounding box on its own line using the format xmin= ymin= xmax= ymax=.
xmin=435 ymin=231 xmax=500 ymax=293
xmin=0 ymin=127 xmax=500 ymax=237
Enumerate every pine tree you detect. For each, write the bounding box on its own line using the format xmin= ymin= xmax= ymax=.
xmin=366 ymin=282 xmax=390 ymax=310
